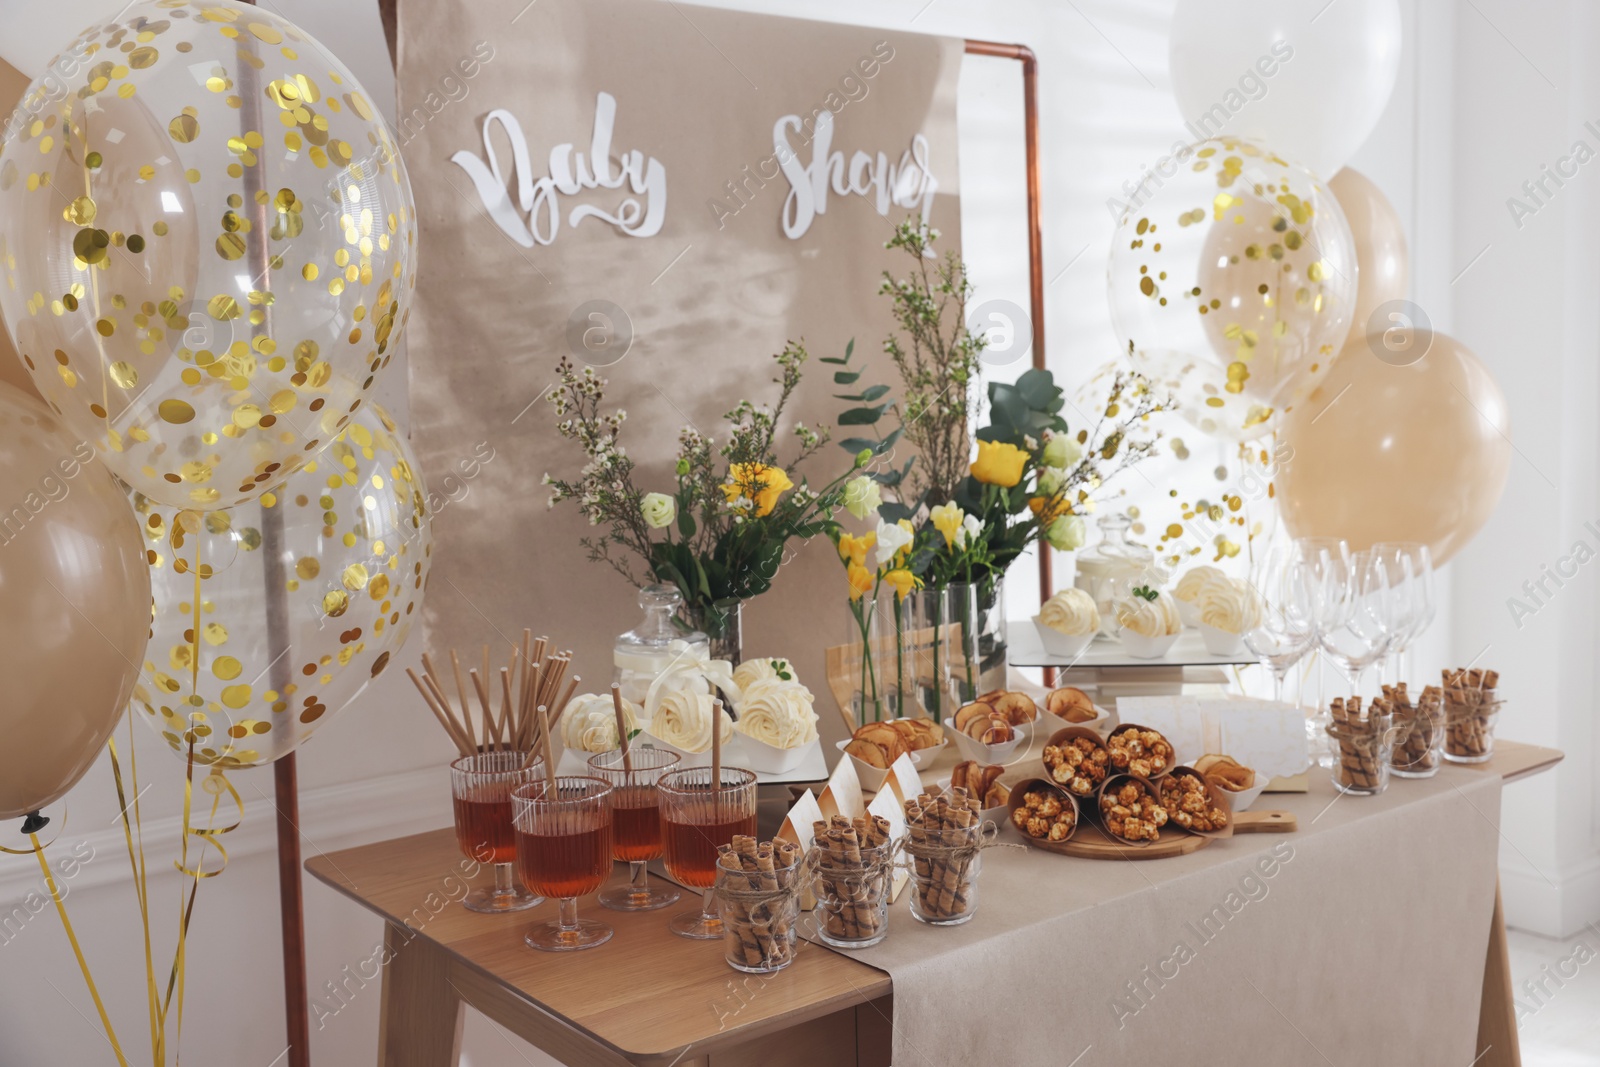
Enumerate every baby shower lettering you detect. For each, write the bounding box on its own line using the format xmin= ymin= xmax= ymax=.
xmin=450 ymin=91 xmax=666 ymax=247
xmin=776 ymin=108 xmax=938 ymax=239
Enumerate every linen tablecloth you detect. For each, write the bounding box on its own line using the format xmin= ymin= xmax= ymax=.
xmin=849 ymin=765 xmax=1502 ymax=1065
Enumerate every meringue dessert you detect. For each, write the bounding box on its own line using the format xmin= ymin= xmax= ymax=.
xmin=1115 ymin=586 xmax=1182 ymax=659
xmin=1173 ymin=565 xmax=1229 ymax=627
xmin=561 ymin=692 xmax=643 ymax=753
xmin=733 ymin=677 xmax=819 ymax=750
xmin=646 ymin=684 xmax=734 ymax=754
xmin=1196 ymin=576 xmax=1263 ymax=655
xmin=1034 ymin=587 xmax=1101 ymax=657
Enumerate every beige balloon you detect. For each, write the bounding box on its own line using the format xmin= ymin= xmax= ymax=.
xmin=1276 ymin=330 xmax=1510 ymax=564
xmin=1329 ymin=167 xmax=1409 ymax=337
xmin=0 ymin=381 xmax=151 ymax=820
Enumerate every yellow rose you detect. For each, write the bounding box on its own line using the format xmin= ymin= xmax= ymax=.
xmin=722 ymin=463 xmax=793 ymax=517
xmin=881 ymin=568 xmax=921 ymax=601
xmin=846 ymin=562 xmax=875 ymax=602
xmin=837 ymin=531 xmax=875 ymax=568
xmin=971 ymin=440 xmax=1028 ymax=487
xmin=930 ymin=502 xmax=965 ymax=548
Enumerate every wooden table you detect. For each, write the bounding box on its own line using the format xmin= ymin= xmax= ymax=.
xmin=306 ymin=740 xmax=1561 ymax=1066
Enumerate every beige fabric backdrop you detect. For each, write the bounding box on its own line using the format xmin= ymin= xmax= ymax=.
xmin=398 ymin=0 xmax=962 ymax=734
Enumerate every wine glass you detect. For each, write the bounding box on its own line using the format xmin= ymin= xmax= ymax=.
xmin=587 ymin=746 xmax=681 ymax=911
xmin=1317 ymin=549 xmax=1394 ymax=697
xmin=657 ymin=766 xmax=758 ymax=940
xmin=1371 ymin=542 xmax=1435 ymax=682
xmin=450 ymin=751 xmax=544 ymax=913
xmin=512 ymin=777 xmax=615 ymax=952
xmin=1293 ymin=537 xmax=1350 ymax=756
xmin=1241 ymin=545 xmax=1318 ymax=701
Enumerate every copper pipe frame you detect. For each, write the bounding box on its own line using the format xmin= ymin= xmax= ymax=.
xmin=964 ymin=40 xmax=1052 ymax=684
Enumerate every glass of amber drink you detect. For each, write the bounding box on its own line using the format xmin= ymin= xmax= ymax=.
xmin=512 ymin=777 xmax=615 ymax=952
xmin=450 ymin=751 xmax=544 ymax=912
xmin=587 ymin=747 xmax=680 ymax=911
xmin=657 ymin=766 xmax=758 ymax=940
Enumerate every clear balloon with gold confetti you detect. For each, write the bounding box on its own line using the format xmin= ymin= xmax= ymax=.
xmin=1107 ymin=136 xmax=1355 ymax=441
xmin=0 ymin=0 xmax=416 ymax=509
xmin=130 ymin=403 xmax=431 ymax=768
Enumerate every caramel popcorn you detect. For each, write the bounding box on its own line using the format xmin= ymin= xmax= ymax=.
xmin=1106 ymin=726 xmax=1174 ymax=778
xmin=1158 ymin=773 xmax=1229 ymax=832
xmin=1042 ymin=737 xmax=1109 ymax=796
xmin=1011 ymin=785 xmax=1077 ymax=842
xmin=1099 ymin=779 xmax=1167 ymax=842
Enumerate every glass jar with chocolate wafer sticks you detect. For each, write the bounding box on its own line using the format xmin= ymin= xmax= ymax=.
xmin=812 ymin=814 xmax=895 ymax=949
xmin=1385 ymin=683 xmax=1445 ymax=778
xmin=713 ymin=835 xmax=805 ymax=974
xmin=904 ymin=786 xmax=986 ymax=926
xmin=1325 ymin=696 xmax=1396 ymax=796
xmin=1442 ymin=667 xmax=1502 ymax=764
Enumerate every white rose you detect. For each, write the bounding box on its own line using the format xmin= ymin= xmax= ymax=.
xmin=641 ymin=492 xmax=677 ymax=529
xmin=1045 ymin=515 xmax=1086 ymax=551
xmin=561 ymin=692 xmax=641 ymax=753
xmin=842 ymin=476 xmax=882 ymax=521
xmin=1042 ymin=434 xmax=1084 ymax=470
xmin=874 ymin=519 xmax=914 ymax=569
xmin=646 ymin=684 xmax=733 ymax=753
xmin=734 ymin=678 xmax=819 ymax=750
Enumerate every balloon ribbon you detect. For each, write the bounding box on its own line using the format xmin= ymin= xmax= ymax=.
xmin=32 ymin=832 xmax=130 ymax=1067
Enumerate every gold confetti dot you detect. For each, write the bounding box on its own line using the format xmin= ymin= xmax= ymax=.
xmin=159 ymin=399 xmax=195 ymax=423
xmin=213 ymin=656 xmax=243 ymax=681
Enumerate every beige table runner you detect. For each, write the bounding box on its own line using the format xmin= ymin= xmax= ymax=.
xmin=842 ymin=766 xmax=1501 ymax=1065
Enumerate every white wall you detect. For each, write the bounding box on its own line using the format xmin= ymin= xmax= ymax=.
xmin=3 ymin=1 xmax=1586 ymax=1065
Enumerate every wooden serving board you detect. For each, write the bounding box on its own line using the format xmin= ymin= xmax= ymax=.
xmin=1028 ymin=809 xmax=1297 ymax=861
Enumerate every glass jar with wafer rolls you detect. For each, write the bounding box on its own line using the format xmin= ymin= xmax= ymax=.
xmin=1325 ymin=697 xmax=1396 ymax=796
xmin=713 ymin=836 xmax=804 ymax=974
xmin=812 ymin=814 xmax=895 ymax=949
xmin=1384 ymin=683 xmax=1445 ymax=778
xmin=905 ymin=787 xmax=986 ymax=926
xmin=1442 ymin=668 xmax=1501 ymax=764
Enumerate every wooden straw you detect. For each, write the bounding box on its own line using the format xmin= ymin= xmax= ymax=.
xmin=499 ymin=668 xmax=516 ymax=754
xmin=449 ymin=650 xmax=474 ymax=742
xmin=554 ymin=675 xmax=580 ymax=729
xmin=611 ymin=683 xmax=633 ymax=773
xmin=469 ymin=670 xmax=494 ymax=749
xmin=538 ymin=705 xmax=557 ymax=787
xmin=712 ymin=698 xmax=723 ymax=816
xmin=407 ymin=668 xmax=472 ymax=757
xmin=421 ymin=671 xmax=474 ymax=753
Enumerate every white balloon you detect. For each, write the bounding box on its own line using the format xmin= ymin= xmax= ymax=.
xmin=1168 ymin=0 xmax=1402 ymax=180
xmin=0 ymin=0 xmax=127 ymax=77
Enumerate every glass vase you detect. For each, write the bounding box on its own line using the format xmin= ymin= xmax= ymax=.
xmin=902 ymin=587 xmax=953 ymax=724
xmin=949 ymin=575 xmax=1007 ymax=702
xmin=680 ymin=600 xmax=743 ymax=666
xmin=844 ymin=591 xmax=888 ymax=725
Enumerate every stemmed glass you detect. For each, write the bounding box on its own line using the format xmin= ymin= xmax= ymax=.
xmin=587 ymin=747 xmax=681 ymax=911
xmin=1293 ymin=537 xmax=1350 ymax=756
xmin=1241 ymin=545 xmax=1318 ymax=701
xmin=1316 ymin=549 xmax=1394 ymax=697
xmin=512 ymin=777 xmax=615 ymax=952
xmin=450 ymin=751 xmax=544 ymax=913
xmin=1371 ymin=542 xmax=1435 ymax=682
xmin=657 ymin=767 xmax=758 ymax=940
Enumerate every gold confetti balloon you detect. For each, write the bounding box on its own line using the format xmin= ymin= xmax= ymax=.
xmin=1107 ymin=137 xmax=1356 ymax=441
xmin=129 ymin=403 xmax=432 ymax=768
xmin=0 ymin=0 xmax=417 ymax=510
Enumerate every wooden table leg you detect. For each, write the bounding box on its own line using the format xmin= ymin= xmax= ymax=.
xmin=855 ymin=994 xmax=892 ymax=1067
xmin=377 ymin=922 xmax=465 ymax=1067
xmin=1474 ymin=882 xmax=1521 ymax=1067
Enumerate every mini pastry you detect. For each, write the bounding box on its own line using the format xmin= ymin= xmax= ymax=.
xmin=1158 ymin=772 xmax=1229 ymax=832
xmin=1099 ymin=779 xmax=1168 ymax=842
xmin=1193 ymin=753 xmax=1255 ymax=792
xmin=561 ymin=692 xmax=642 ymax=753
xmin=734 ymin=677 xmax=819 ymax=749
xmin=1115 ymin=586 xmax=1182 ymax=638
xmin=1011 ymin=784 xmax=1077 ymax=842
xmin=1045 ymin=686 xmax=1098 ymax=723
xmin=1042 ymin=736 xmax=1109 ymax=795
xmin=646 ymin=685 xmax=733 ymax=753
xmin=1106 ymin=725 xmax=1174 ymax=779
xmin=1039 ymin=588 xmax=1100 ymax=637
